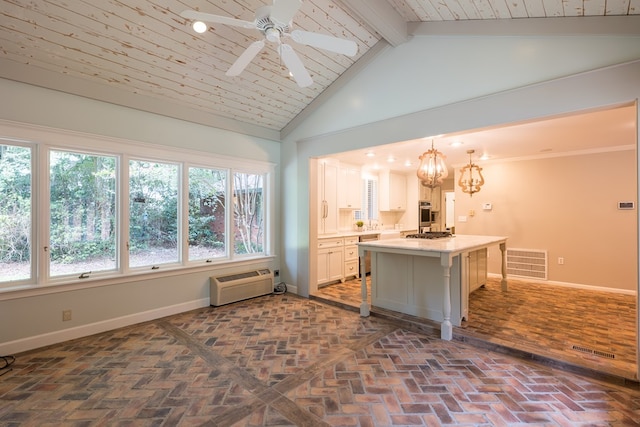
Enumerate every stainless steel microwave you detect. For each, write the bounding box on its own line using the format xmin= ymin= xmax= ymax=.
xmin=419 ymin=200 xmax=432 ymax=227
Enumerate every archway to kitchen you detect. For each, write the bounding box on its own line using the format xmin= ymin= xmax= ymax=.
xmin=309 ymin=102 xmax=638 ymax=381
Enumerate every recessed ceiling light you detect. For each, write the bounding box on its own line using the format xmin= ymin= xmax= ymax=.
xmin=404 ymin=160 xmax=412 ymax=167
xmin=387 ymin=156 xmax=395 ymax=163
xmin=192 ymin=21 xmax=208 ymax=33
xmin=480 ymin=154 xmax=490 ymax=161
xmin=450 ymin=141 xmax=464 ymax=147
xmin=365 ymin=151 xmax=375 ymax=157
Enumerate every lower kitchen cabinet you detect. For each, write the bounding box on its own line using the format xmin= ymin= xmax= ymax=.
xmin=317 ymin=237 xmax=344 ymax=285
xmin=467 ymin=248 xmax=488 ymax=292
xmin=343 ymin=236 xmax=359 ymax=280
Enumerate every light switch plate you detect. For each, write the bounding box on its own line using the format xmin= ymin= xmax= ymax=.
xmin=482 ymin=203 xmax=492 ymax=210
xmin=458 ymin=215 xmax=467 ymax=222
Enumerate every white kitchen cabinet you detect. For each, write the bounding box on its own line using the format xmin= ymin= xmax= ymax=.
xmin=343 ymin=236 xmax=359 ymax=280
xmin=318 ymin=161 xmax=338 ymax=234
xmin=420 ymin=185 xmax=441 ymax=212
xmin=338 ymin=164 xmax=362 ymax=210
xmin=379 ymin=170 xmax=407 ymax=211
xmin=467 ymin=248 xmax=488 ymax=292
xmin=317 ymin=238 xmax=344 ymax=285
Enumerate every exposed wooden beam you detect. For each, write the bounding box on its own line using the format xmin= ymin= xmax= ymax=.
xmin=335 ymin=0 xmax=409 ymax=47
xmin=409 ymin=16 xmax=640 ymax=36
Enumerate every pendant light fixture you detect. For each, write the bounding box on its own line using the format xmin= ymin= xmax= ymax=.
xmin=416 ymin=140 xmax=448 ymax=188
xmin=458 ymin=149 xmax=484 ymax=197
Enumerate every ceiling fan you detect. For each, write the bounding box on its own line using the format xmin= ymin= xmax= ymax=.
xmin=180 ymin=0 xmax=358 ymax=88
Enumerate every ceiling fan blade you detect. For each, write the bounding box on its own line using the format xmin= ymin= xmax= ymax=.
xmin=278 ymin=43 xmax=313 ymax=88
xmin=226 ymin=40 xmax=265 ymax=76
xmin=270 ymin=0 xmax=302 ymax=26
xmin=180 ymin=10 xmax=255 ymax=29
xmin=290 ymin=30 xmax=358 ymax=56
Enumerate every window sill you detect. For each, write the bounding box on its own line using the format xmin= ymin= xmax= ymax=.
xmin=0 ymin=255 xmax=275 ymax=302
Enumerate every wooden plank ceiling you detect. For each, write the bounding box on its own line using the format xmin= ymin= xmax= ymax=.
xmin=0 ymin=0 xmax=638 ymax=140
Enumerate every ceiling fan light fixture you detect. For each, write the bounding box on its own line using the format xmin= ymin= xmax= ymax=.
xmin=416 ymin=140 xmax=448 ymax=188
xmin=192 ymin=20 xmax=208 ymax=33
xmin=180 ymin=1 xmax=356 ymax=88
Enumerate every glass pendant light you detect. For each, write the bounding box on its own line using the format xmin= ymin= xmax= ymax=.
xmin=416 ymin=140 xmax=448 ymax=188
xmin=458 ymin=149 xmax=484 ymax=197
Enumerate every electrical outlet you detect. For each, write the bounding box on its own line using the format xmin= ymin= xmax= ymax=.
xmin=558 ymin=257 xmax=564 ymax=265
xmin=274 ymin=269 xmax=280 ymax=277
xmin=62 ymin=310 xmax=72 ymax=321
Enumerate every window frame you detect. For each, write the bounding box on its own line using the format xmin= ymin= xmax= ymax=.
xmin=0 ymin=122 xmax=275 ymax=294
xmin=0 ymin=139 xmax=36 ymax=287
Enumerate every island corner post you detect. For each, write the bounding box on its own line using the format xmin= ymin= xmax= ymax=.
xmin=358 ymin=235 xmax=508 ymax=341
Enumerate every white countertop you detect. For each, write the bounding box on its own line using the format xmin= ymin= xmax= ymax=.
xmin=357 ymin=234 xmax=507 ymax=255
xmin=319 ymin=229 xmax=417 ymax=239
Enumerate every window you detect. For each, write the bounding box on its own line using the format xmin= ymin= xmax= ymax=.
xmin=49 ymin=150 xmax=117 ymax=277
xmin=188 ymin=167 xmax=227 ymax=261
xmin=129 ymin=160 xmax=179 ymax=268
xmin=0 ymin=123 xmax=273 ymax=289
xmin=355 ymin=178 xmax=378 ymax=222
xmin=0 ymin=144 xmax=32 ymax=283
xmin=233 ymin=172 xmax=264 ymax=255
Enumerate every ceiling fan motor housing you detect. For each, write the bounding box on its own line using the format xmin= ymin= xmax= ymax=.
xmin=255 ymin=6 xmax=290 ymax=41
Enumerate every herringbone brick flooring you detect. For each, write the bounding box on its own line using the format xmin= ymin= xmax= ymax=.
xmin=1 ymin=293 xmax=639 ymax=426
xmin=315 ymin=276 xmax=637 ymax=383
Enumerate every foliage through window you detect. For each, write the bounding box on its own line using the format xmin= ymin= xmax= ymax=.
xmin=233 ymin=172 xmax=264 ymax=255
xmin=0 ymin=127 xmax=272 ymax=288
xmin=0 ymin=144 xmax=32 ymax=282
xmin=49 ymin=150 xmax=117 ymax=277
xmin=129 ymin=160 xmax=179 ymax=268
xmin=188 ymin=167 xmax=227 ymax=260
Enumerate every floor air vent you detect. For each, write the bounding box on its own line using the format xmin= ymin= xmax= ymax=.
xmin=571 ymin=344 xmax=615 ymax=359
xmin=210 ymin=269 xmax=274 ymax=306
xmin=505 ymin=248 xmax=547 ymax=280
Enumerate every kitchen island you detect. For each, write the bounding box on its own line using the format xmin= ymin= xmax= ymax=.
xmin=358 ymin=235 xmax=508 ymax=340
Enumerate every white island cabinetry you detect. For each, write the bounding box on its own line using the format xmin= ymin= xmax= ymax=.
xmin=358 ymin=235 xmax=507 ymax=340
xmin=467 ymin=248 xmax=488 ymax=292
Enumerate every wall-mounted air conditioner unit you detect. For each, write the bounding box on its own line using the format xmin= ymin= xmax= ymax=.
xmin=210 ymin=269 xmax=274 ymax=306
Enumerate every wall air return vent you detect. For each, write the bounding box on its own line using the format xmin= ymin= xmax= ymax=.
xmin=506 ymin=248 xmax=547 ymax=280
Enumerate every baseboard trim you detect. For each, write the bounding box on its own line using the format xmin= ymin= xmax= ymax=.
xmin=488 ymin=273 xmax=637 ymax=296
xmin=0 ymin=298 xmax=210 ymax=356
xmin=284 ymin=282 xmax=298 ymax=295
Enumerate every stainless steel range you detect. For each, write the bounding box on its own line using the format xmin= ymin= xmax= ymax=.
xmin=405 ymin=231 xmax=452 ymax=239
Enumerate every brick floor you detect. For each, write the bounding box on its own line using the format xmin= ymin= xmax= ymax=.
xmin=1 ymin=293 xmax=639 ymax=426
xmin=315 ymin=275 xmax=637 ymax=382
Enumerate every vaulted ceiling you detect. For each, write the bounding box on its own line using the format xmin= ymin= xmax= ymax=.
xmin=1 ymin=0 xmax=638 ymax=141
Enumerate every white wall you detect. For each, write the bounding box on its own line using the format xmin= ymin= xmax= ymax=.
xmin=281 ymin=33 xmax=640 ymax=299
xmin=0 ymin=79 xmax=281 ymax=355
xmin=454 ymin=151 xmax=637 ymax=291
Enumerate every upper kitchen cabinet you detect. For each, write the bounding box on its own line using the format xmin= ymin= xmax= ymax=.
xmin=338 ymin=163 xmax=362 ymax=210
xmin=318 ymin=160 xmax=339 ymax=234
xmin=420 ymin=185 xmax=441 ymax=211
xmin=379 ymin=170 xmax=407 ymax=211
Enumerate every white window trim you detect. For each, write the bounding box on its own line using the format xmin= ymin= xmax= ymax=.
xmin=0 ymin=119 xmax=276 ymax=297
